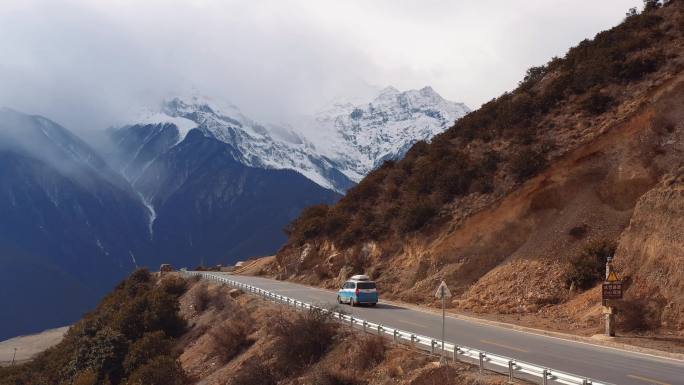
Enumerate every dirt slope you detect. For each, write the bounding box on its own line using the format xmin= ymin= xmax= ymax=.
xmin=613 ymin=171 xmax=684 ymax=332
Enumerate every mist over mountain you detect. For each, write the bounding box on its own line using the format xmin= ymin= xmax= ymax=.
xmin=0 ymin=108 xmax=152 ymax=341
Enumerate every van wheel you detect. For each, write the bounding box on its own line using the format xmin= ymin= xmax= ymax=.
xmin=370 ymin=303 xmax=377 ymax=307
xmin=337 ymin=296 xmax=342 ymax=304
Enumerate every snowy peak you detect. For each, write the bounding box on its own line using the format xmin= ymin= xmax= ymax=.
xmin=114 ymin=95 xmax=353 ymax=192
xmin=306 ymin=86 xmax=470 ymax=181
xmin=113 ymin=86 xmax=468 ymax=193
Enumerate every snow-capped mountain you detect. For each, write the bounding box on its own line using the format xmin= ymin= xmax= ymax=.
xmin=299 ymin=86 xmax=470 ymax=181
xmin=117 ymin=95 xmax=354 ymax=192
xmin=114 ymin=87 xmax=468 ymax=192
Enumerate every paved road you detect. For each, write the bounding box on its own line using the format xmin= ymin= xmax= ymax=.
xmin=213 ymin=273 xmax=683 ymax=385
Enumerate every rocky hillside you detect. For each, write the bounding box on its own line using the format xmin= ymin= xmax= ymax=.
xmin=274 ymin=1 xmax=684 ymax=334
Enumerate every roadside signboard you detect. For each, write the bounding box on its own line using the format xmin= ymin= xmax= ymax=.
xmin=602 ymin=282 xmax=623 ymax=300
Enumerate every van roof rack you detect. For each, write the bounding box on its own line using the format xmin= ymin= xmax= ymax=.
xmin=350 ymin=274 xmax=370 ymax=281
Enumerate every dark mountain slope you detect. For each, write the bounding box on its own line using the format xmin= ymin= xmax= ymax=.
xmin=0 ymin=108 xmax=151 ymax=340
xmin=134 ymin=130 xmax=341 ymax=267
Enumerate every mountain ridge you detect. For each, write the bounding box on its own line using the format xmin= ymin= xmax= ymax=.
xmin=116 ymin=86 xmax=468 ymax=192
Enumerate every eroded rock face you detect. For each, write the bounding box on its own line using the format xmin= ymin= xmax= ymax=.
xmin=614 ymin=172 xmax=684 ymax=332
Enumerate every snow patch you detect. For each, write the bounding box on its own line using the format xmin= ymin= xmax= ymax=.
xmin=136 ymin=113 xmax=198 ymax=143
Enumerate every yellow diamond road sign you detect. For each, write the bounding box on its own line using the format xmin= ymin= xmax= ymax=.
xmin=606 ymin=271 xmax=619 ymax=283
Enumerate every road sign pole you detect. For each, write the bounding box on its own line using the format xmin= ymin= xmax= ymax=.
xmin=604 ymin=257 xmax=617 ymax=337
xmin=434 ymin=280 xmax=452 ymax=366
xmin=441 ymin=290 xmax=446 ymax=365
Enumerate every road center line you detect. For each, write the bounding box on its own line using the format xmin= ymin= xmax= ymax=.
xmin=480 ymin=339 xmax=529 ymax=353
xmin=627 ymin=374 xmax=672 ymax=385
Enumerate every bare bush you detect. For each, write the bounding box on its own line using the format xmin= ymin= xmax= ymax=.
xmin=209 ymin=315 xmax=253 ymax=363
xmin=230 ymin=359 xmax=276 ymax=385
xmin=160 ymin=276 xmax=188 ymax=297
xmin=270 ymin=309 xmax=337 ymax=375
xmin=190 ymin=283 xmax=211 ymax=312
xmin=351 ymin=336 xmax=386 ymax=370
xmin=311 ymin=368 xmax=360 ymax=385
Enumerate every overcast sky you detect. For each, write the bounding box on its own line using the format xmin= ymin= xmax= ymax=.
xmin=0 ymin=0 xmax=638 ymax=131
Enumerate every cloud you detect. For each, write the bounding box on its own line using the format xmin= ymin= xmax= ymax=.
xmin=0 ymin=0 xmax=636 ymax=132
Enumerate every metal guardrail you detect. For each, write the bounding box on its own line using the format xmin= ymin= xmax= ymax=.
xmin=181 ymin=270 xmax=614 ymax=385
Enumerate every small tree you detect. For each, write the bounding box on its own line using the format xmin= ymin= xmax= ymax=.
xmin=566 ymin=241 xmax=616 ymax=290
xmin=643 ymin=0 xmax=661 ymax=12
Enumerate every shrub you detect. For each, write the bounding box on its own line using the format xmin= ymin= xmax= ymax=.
xmin=270 ymin=309 xmax=337 ymax=374
xmin=190 ymin=283 xmax=211 ymax=312
xmin=285 ymin=204 xmax=331 ymax=243
xmin=209 ymin=316 xmax=253 ymax=363
xmin=569 ymin=224 xmax=589 ymax=239
xmin=399 ymin=202 xmax=438 ymax=232
xmin=566 ymin=241 xmax=616 ymax=290
xmin=510 ymin=147 xmax=547 ymax=182
xmin=160 ymin=276 xmax=188 ymax=297
xmin=231 ymin=359 xmax=276 ymax=385
xmin=311 ymin=368 xmax=360 ymax=385
xmin=67 ymin=327 xmax=128 ymax=383
xmin=618 ymin=53 xmax=665 ymax=81
xmin=582 ymin=90 xmax=614 ymax=115
xmin=73 ymin=370 xmax=98 ymax=385
xmin=125 ymin=356 xmax=187 ymax=385
xmin=618 ymin=300 xmax=650 ymax=331
xmin=123 ymin=331 xmax=174 ymax=376
xmin=351 ymin=336 xmax=386 ymax=370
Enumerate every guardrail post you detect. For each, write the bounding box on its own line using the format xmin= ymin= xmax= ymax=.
xmin=508 ymin=360 xmax=515 ymax=383
xmin=377 ymin=325 xmax=382 ymax=336
xmin=350 ymin=316 xmax=354 ymax=328
xmin=479 ymin=352 xmax=485 ymax=374
xmin=431 ymin=340 xmax=435 ymax=354
xmin=362 ymin=321 xmax=367 ymax=333
xmin=453 ymin=346 xmax=459 ymax=362
xmin=410 ymin=334 xmax=416 ymax=347
xmin=393 ymin=330 xmax=398 ymax=343
xmin=542 ymin=369 xmax=548 ymax=385
xmin=582 ymin=380 xmax=589 ymax=385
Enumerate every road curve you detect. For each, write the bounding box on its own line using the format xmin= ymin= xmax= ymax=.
xmin=213 ymin=273 xmax=683 ymax=385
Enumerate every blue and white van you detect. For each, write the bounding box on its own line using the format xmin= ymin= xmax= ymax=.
xmin=337 ymin=275 xmax=378 ymax=306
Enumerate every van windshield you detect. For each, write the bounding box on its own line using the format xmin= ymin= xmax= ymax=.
xmin=357 ymin=282 xmax=376 ymax=289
